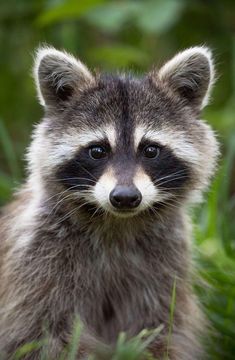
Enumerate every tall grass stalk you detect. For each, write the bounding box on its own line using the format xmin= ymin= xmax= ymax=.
xmin=165 ymin=278 xmax=176 ymax=360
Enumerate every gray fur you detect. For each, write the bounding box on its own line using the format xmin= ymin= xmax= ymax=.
xmin=0 ymin=47 xmax=219 ymax=359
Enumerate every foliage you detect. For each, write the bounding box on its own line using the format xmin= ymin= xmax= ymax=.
xmin=0 ymin=0 xmax=235 ymax=359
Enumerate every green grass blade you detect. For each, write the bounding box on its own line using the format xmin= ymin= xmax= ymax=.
xmin=165 ymin=277 xmax=176 ymax=359
xmin=67 ymin=317 xmax=82 ymax=360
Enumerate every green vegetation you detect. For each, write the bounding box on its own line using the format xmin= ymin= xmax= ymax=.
xmin=12 ymin=323 xmax=163 ymax=360
xmin=0 ymin=0 xmax=235 ymax=358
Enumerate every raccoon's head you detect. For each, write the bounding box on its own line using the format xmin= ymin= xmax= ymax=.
xmin=29 ymin=46 xmax=219 ymax=218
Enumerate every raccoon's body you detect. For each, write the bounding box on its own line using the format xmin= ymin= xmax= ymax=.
xmin=0 ymin=47 xmax=219 ymax=359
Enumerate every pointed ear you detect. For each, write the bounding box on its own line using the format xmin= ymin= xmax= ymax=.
xmin=157 ymin=47 xmax=215 ymax=110
xmin=34 ymin=47 xmax=94 ymax=107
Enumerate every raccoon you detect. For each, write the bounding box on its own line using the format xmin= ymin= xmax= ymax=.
xmin=0 ymin=46 xmax=219 ymax=359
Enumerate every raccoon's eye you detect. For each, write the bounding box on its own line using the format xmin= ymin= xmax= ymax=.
xmin=143 ymin=145 xmax=160 ymax=159
xmin=89 ymin=146 xmax=107 ymax=160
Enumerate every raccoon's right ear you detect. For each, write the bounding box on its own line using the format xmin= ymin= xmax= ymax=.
xmin=34 ymin=47 xmax=94 ymax=107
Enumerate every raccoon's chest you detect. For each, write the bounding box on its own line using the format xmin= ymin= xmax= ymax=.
xmin=77 ymin=247 xmax=163 ymax=343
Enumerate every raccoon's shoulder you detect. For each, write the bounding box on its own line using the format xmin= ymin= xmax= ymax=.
xmin=0 ymin=186 xmax=33 ymax=245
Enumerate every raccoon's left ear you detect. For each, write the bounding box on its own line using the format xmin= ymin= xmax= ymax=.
xmin=34 ymin=46 xmax=94 ymax=107
xmin=157 ymin=47 xmax=215 ymax=110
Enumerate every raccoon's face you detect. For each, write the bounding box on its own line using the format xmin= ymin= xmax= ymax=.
xmin=30 ymin=46 xmax=218 ymax=218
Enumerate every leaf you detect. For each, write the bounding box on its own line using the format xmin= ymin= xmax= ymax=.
xmin=36 ymin=0 xmax=106 ymax=26
xmin=13 ymin=341 xmax=43 ymax=359
xmin=111 ymin=327 xmax=163 ymax=360
xmin=136 ymin=0 xmax=185 ymax=34
xmin=67 ymin=316 xmax=82 ymax=360
xmin=138 ymin=325 xmax=164 ymax=351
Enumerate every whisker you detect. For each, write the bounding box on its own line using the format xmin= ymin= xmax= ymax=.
xmin=75 ymin=162 xmax=99 ymax=183
xmin=155 ymin=175 xmax=188 ymax=187
xmin=157 ymin=197 xmax=185 ymax=210
xmin=43 ymin=187 xmax=93 ymax=224
xmin=43 ymin=184 xmax=93 ymax=204
xmin=156 ymin=187 xmax=187 ymax=193
xmin=49 ymin=177 xmax=97 ymax=184
xmin=55 ymin=200 xmax=96 ymax=225
xmin=149 ymin=206 xmax=165 ymax=223
xmin=90 ymin=205 xmax=105 ymax=220
xmin=153 ymin=170 xmax=187 ymax=184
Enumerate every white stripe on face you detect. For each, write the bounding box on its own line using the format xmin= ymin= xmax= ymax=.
xmin=93 ymin=167 xmax=163 ymax=215
xmin=93 ymin=167 xmax=117 ymax=210
xmin=134 ymin=125 xmax=199 ymax=164
xmin=133 ymin=168 xmax=158 ymax=211
xmin=29 ymin=123 xmax=117 ymax=172
xmin=75 ymin=125 xmax=116 ymax=149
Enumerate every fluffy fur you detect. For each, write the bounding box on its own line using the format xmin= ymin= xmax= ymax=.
xmin=0 ymin=46 xmax=219 ymax=359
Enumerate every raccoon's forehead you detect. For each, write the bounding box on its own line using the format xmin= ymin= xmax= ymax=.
xmin=52 ymin=75 xmax=187 ymax=135
xmin=42 ymin=75 xmax=199 ymax=164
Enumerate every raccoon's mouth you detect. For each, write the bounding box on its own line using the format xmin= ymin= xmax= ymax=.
xmin=109 ymin=207 xmax=140 ymax=218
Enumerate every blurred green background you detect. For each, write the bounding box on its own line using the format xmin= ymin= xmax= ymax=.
xmin=0 ymin=0 xmax=234 ymax=359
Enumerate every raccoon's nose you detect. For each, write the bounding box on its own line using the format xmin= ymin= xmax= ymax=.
xmin=110 ymin=185 xmax=142 ymax=210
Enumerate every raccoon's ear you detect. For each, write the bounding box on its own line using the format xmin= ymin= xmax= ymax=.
xmin=157 ymin=47 xmax=215 ymax=109
xmin=34 ymin=47 xmax=94 ymax=107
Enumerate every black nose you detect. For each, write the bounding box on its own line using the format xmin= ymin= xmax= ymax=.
xmin=110 ymin=185 xmax=142 ymax=210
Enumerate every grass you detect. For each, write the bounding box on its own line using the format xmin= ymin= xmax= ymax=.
xmin=165 ymin=278 xmax=176 ymax=360
xmin=12 ymin=323 xmax=165 ymax=360
xmin=0 ymin=120 xmax=235 ymax=359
